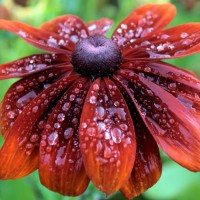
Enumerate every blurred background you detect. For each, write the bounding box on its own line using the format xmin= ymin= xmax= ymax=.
xmin=1 ymin=0 xmax=200 ymax=199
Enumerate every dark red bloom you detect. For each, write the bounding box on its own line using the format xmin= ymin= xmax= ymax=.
xmin=1 ymin=3 xmax=200 ymax=199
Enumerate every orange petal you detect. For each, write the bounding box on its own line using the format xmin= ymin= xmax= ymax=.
xmin=41 ymin=15 xmax=89 ymax=44
xmin=79 ymin=78 xmax=136 ymax=195
xmin=87 ymin=18 xmax=113 ymax=36
xmin=0 ymin=67 xmax=71 ymax=138
xmin=0 ymin=75 xmax=79 ymax=179
xmin=0 ymin=19 xmax=74 ymax=54
xmin=39 ymin=78 xmax=90 ymax=196
xmin=112 ymin=3 xmax=176 ymax=47
xmin=115 ymin=70 xmax=200 ymax=171
xmin=124 ymin=23 xmax=200 ymax=60
xmin=0 ymin=54 xmax=69 ymax=80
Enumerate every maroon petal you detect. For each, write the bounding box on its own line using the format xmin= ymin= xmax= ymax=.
xmin=120 ymin=124 xmax=161 ymax=199
xmin=0 ymin=54 xmax=70 ymax=80
xmin=115 ymin=70 xmax=200 ymax=171
xmin=112 ymin=3 xmax=176 ymax=47
xmin=41 ymin=15 xmax=89 ymax=44
xmin=0 ymin=75 xmax=79 ymax=179
xmin=0 ymin=20 xmax=74 ymax=54
xmin=39 ymin=78 xmax=90 ymax=196
xmin=122 ymin=61 xmax=200 ymax=123
xmin=79 ymin=78 xmax=136 ymax=195
xmin=87 ymin=18 xmax=113 ymax=36
xmin=0 ymin=67 xmax=72 ymax=138
xmin=124 ymin=23 xmax=200 ymax=61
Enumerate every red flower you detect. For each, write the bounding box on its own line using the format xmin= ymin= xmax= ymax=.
xmin=1 ymin=3 xmax=200 ymax=199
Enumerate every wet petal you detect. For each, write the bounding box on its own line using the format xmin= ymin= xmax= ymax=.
xmin=124 ymin=23 xmax=200 ymax=60
xmin=87 ymin=18 xmax=113 ymax=36
xmin=0 ymin=67 xmax=72 ymax=138
xmin=79 ymin=78 xmax=136 ymax=195
xmin=120 ymin=126 xmax=161 ymax=199
xmin=0 ymin=54 xmax=70 ymax=80
xmin=41 ymin=15 xmax=89 ymax=44
xmin=0 ymin=20 xmax=74 ymax=54
xmin=115 ymin=70 xmax=200 ymax=171
xmin=39 ymin=78 xmax=90 ymax=196
xmin=122 ymin=61 xmax=200 ymax=123
xmin=112 ymin=3 xmax=176 ymax=47
xmin=0 ymin=75 xmax=79 ymax=179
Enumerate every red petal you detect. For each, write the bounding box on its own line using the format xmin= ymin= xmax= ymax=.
xmin=87 ymin=18 xmax=113 ymax=36
xmin=79 ymin=78 xmax=136 ymax=195
xmin=120 ymin=124 xmax=161 ymax=199
xmin=112 ymin=79 xmax=161 ymax=198
xmin=115 ymin=70 xmax=200 ymax=171
xmin=41 ymin=15 xmax=89 ymax=44
xmin=39 ymin=78 xmax=90 ymax=196
xmin=0 ymin=20 xmax=74 ymax=54
xmin=122 ymin=61 xmax=200 ymax=123
xmin=0 ymin=67 xmax=71 ymax=138
xmin=124 ymin=23 xmax=200 ymax=60
xmin=0 ymin=54 xmax=70 ymax=80
xmin=0 ymin=75 xmax=79 ymax=179
xmin=112 ymin=3 xmax=176 ymax=47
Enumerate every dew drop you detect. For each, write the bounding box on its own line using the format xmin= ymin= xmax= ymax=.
xmin=30 ymin=134 xmax=39 ymax=143
xmin=180 ymin=32 xmax=188 ymax=39
xmin=86 ymin=127 xmax=96 ymax=136
xmin=64 ymin=127 xmax=74 ymax=139
xmin=62 ymin=102 xmax=71 ymax=111
xmin=104 ymin=146 xmax=112 ymax=158
xmin=111 ymin=128 xmax=122 ymax=143
xmin=16 ymin=85 xmax=25 ymax=92
xmin=32 ymin=106 xmax=39 ymax=113
xmin=48 ymin=131 xmax=58 ymax=145
xmin=7 ymin=110 xmax=16 ymax=119
xmin=57 ymin=113 xmax=65 ymax=122
xmin=96 ymin=106 xmax=105 ymax=120
xmin=89 ymin=95 xmax=97 ymax=104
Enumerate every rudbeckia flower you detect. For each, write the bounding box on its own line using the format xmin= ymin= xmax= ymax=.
xmin=1 ymin=3 xmax=200 ymax=199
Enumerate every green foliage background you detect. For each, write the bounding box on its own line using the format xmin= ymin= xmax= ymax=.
xmin=1 ymin=0 xmax=200 ymax=199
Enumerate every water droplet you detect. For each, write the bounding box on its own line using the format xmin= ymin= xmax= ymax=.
xmin=104 ymin=146 xmax=112 ymax=158
xmin=96 ymin=106 xmax=105 ymax=120
xmin=86 ymin=127 xmax=96 ymax=136
xmin=93 ymin=84 xmax=99 ymax=91
xmin=62 ymin=102 xmax=71 ymax=111
xmin=89 ymin=95 xmax=97 ymax=104
xmin=64 ymin=127 xmax=74 ymax=139
xmin=16 ymin=85 xmax=24 ymax=92
xmin=30 ymin=134 xmax=39 ymax=143
xmin=7 ymin=110 xmax=16 ymax=119
xmin=32 ymin=106 xmax=39 ymax=113
xmin=180 ymin=32 xmax=188 ymax=39
xmin=48 ymin=131 xmax=58 ymax=145
xmin=57 ymin=113 xmax=65 ymax=122
xmin=111 ymin=128 xmax=122 ymax=143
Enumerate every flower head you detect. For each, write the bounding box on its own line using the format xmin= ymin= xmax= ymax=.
xmin=1 ymin=3 xmax=200 ymax=199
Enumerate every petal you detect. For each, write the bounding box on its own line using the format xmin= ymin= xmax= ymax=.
xmin=120 ymin=126 xmax=161 ymax=199
xmin=0 ymin=67 xmax=71 ymax=138
xmin=112 ymin=3 xmax=176 ymax=47
xmin=79 ymin=78 xmax=136 ymax=195
xmin=39 ymin=78 xmax=90 ymax=196
xmin=112 ymin=75 xmax=161 ymax=199
xmin=115 ymin=70 xmax=200 ymax=171
xmin=41 ymin=15 xmax=89 ymax=44
xmin=0 ymin=54 xmax=70 ymax=80
xmin=124 ymin=23 xmax=200 ymax=61
xmin=0 ymin=20 xmax=74 ymax=54
xmin=122 ymin=61 xmax=200 ymax=123
xmin=0 ymin=75 xmax=79 ymax=179
xmin=87 ymin=18 xmax=113 ymax=36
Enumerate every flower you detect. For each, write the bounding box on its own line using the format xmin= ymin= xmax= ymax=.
xmin=1 ymin=3 xmax=200 ymax=199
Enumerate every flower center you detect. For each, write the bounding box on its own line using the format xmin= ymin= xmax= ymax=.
xmin=71 ymin=35 xmax=122 ymax=78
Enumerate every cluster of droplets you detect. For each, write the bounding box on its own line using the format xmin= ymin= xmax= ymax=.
xmin=112 ymin=11 xmax=158 ymax=47
xmin=0 ymin=54 xmax=62 ymax=78
xmin=40 ymin=79 xmax=89 ymax=168
xmin=53 ymin=17 xmax=88 ymax=44
xmin=80 ymin=81 xmax=133 ymax=167
xmin=116 ymin=71 xmax=187 ymax=143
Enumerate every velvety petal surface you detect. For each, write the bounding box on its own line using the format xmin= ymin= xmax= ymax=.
xmin=87 ymin=18 xmax=113 ymax=36
xmin=120 ymin=127 xmax=161 ymax=199
xmin=39 ymin=78 xmax=90 ymax=196
xmin=124 ymin=23 xmax=200 ymax=60
xmin=41 ymin=15 xmax=89 ymax=44
xmin=0 ymin=75 xmax=79 ymax=179
xmin=113 ymin=76 xmax=162 ymax=199
xmin=115 ymin=70 xmax=200 ymax=171
xmin=0 ymin=20 xmax=74 ymax=54
xmin=112 ymin=3 xmax=176 ymax=47
xmin=0 ymin=67 xmax=72 ymax=138
xmin=122 ymin=61 xmax=200 ymax=123
xmin=79 ymin=78 xmax=136 ymax=195
xmin=0 ymin=54 xmax=70 ymax=80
